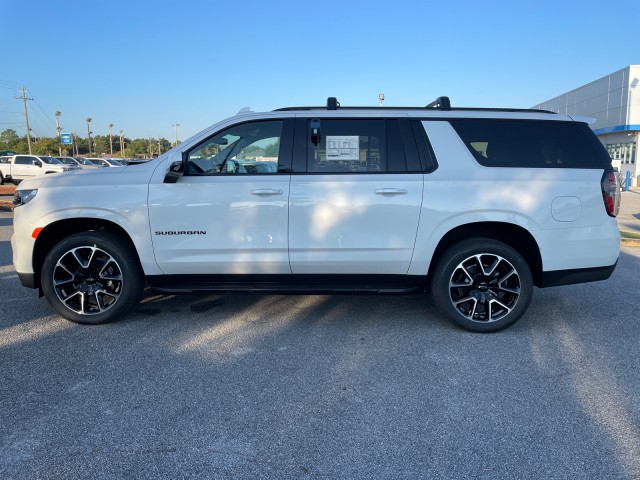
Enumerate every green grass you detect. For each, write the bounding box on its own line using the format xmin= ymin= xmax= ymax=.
xmin=620 ymin=231 xmax=640 ymax=240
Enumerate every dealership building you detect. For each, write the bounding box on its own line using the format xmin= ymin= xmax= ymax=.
xmin=533 ymin=65 xmax=639 ymax=186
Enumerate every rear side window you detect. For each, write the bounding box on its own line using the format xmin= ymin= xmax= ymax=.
xmin=450 ymin=120 xmax=610 ymax=169
xmin=15 ymin=156 xmax=33 ymax=165
xmin=308 ymin=119 xmax=386 ymax=173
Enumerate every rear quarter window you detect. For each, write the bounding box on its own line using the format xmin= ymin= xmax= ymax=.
xmin=450 ymin=119 xmax=611 ymax=169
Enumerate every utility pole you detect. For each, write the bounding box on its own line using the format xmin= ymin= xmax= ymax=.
xmin=17 ymin=85 xmax=33 ymax=154
xmin=86 ymin=118 xmax=92 ymax=155
xmin=108 ymin=123 xmax=114 ymax=155
xmin=55 ymin=111 xmax=62 ymax=156
xmin=173 ymin=122 xmax=180 ymax=146
xmin=120 ymin=130 xmax=124 ymax=158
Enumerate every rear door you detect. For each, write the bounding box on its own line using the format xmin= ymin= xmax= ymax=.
xmin=288 ymin=117 xmax=424 ymax=274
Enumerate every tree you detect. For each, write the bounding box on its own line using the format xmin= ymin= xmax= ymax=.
xmin=32 ymin=137 xmax=60 ymax=155
xmin=0 ymin=129 xmax=20 ymax=146
xmin=264 ymin=140 xmax=280 ymax=157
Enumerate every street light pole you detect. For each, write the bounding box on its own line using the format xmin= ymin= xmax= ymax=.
xmin=173 ymin=122 xmax=180 ymax=146
xmin=55 ymin=111 xmax=62 ymax=156
xmin=86 ymin=117 xmax=92 ymax=155
xmin=379 ymin=93 xmax=384 ymax=107
xmin=108 ymin=123 xmax=114 ymax=155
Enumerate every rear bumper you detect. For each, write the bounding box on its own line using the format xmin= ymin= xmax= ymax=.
xmin=538 ymin=261 xmax=617 ymax=288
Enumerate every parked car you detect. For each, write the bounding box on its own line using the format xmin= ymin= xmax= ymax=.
xmin=86 ymin=157 xmax=124 ymax=167
xmin=11 ymin=96 xmax=621 ymax=332
xmin=0 ymin=154 xmax=80 ymax=184
xmin=57 ymin=157 xmax=104 ymax=169
xmin=120 ymin=158 xmax=149 ymax=166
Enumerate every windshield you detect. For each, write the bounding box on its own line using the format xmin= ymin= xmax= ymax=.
xmin=107 ymin=159 xmax=124 ymax=166
xmin=40 ymin=156 xmax=63 ymax=164
xmin=58 ymin=158 xmax=75 ymax=165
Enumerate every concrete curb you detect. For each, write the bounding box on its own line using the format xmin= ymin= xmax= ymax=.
xmin=621 ymin=237 xmax=640 ymax=247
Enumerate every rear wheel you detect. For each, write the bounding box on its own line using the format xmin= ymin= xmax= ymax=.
xmin=431 ymin=238 xmax=533 ymax=333
xmin=0 ymin=173 xmax=4 ymax=185
xmin=41 ymin=232 xmax=144 ymax=324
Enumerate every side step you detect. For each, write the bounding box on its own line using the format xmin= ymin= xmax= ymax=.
xmin=150 ymin=283 xmax=425 ymax=295
xmin=147 ymin=274 xmax=427 ymax=295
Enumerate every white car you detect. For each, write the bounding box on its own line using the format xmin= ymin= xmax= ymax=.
xmin=1 ymin=154 xmax=80 ymax=184
xmin=11 ymin=97 xmax=621 ymax=332
xmin=57 ymin=157 xmax=103 ymax=169
xmin=86 ymin=158 xmax=124 ymax=167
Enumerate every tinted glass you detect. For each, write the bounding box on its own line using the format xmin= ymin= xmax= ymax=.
xmin=15 ymin=156 xmax=32 ymax=165
xmin=450 ymin=120 xmax=609 ymax=169
xmin=308 ymin=119 xmax=385 ymax=173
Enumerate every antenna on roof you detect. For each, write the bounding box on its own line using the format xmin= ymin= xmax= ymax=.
xmin=426 ymin=96 xmax=451 ymax=111
xmin=327 ymin=97 xmax=340 ymax=110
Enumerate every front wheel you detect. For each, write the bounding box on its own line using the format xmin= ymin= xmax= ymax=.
xmin=431 ymin=239 xmax=533 ymax=333
xmin=41 ymin=232 xmax=145 ymax=324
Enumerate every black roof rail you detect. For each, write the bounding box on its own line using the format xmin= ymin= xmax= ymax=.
xmin=273 ymin=96 xmax=556 ymax=114
xmin=426 ymin=96 xmax=451 ymax=110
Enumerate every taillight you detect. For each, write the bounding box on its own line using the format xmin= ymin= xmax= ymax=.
xmin=601 ymin=169 xmax=620 ymax=217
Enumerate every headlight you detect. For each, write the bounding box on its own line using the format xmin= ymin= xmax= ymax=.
xmin=13 ymin=189 xmax=38 ymax=207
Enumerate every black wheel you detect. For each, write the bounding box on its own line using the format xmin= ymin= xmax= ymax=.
xmin=431 ymin=238 xmax=533 ymax=333
xmin=41 ymin=232 xmax=145 ymax=324
xmin=0 ymin=173 xmax=4 ymax=185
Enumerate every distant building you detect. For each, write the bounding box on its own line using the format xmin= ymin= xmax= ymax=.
xmin=533 ymin=65 xmax=639 ymax=186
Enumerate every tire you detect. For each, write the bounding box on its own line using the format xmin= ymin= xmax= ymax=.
xmin=0 ymin=173 xmax=4 ymax=185
xmin=41 ymin=232 xmax=145 ymax=325
xmin=431 ymin=238 xmax=533 ymax=333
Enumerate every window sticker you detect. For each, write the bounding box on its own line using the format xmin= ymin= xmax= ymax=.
xmin=326 ymin=136 xmax=359 ymax=161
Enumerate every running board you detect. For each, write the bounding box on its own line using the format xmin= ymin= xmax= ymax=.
xmin=147 ymin=274 xmax=427 ymax=295
xmin=150 ymin=283 xmax=424 ymax=295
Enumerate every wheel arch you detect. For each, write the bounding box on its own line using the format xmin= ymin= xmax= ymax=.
xmin=426 ymin=222 xmax=543 ymax=287
xmin=32 ymin=217 xmax=141 ymax=291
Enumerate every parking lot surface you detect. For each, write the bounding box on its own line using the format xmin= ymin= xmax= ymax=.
xmin=1 ymin=210 xmax=640 ymax=479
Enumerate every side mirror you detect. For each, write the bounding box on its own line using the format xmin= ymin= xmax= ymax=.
xmin=33 ymin=159 xmax=42 ymax=167
xmin=164 ymin=158 xmax=184 ymax=183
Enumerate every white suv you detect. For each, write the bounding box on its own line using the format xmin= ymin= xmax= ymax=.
xmin=11 ymin=97 xmax=621 ymax=332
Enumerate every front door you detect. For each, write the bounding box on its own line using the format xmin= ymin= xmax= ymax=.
xmin=148 ymin=119 xmax=293 ymax=275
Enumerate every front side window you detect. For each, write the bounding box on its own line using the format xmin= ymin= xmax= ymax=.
xmin=307 ymin=119 xmax=386 ymax=173
xmin=187 ymin=120 xmax=282 ymax=175
xmin=39 ymin=156 xmax=62 ymax=165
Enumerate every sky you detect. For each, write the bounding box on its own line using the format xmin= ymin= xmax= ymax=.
xmin=1 ymin=0 xmax=639 ymax=143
